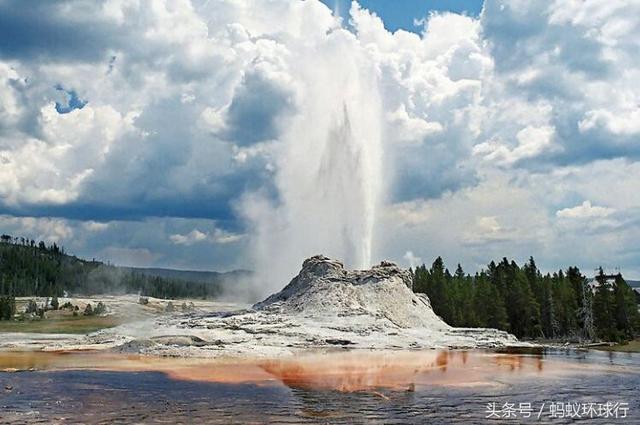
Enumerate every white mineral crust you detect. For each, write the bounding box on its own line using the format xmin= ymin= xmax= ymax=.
xmin=81 ymin=255 xmax=521 ymax=357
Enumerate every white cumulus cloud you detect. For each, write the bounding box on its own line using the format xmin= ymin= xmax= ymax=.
xmin=556 ymin=201 xmax=615 ymax=219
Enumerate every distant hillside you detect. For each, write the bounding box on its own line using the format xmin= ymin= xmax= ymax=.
xmin=627 ymin=280 xmax=639 ymax=288
xmin=124 ymin=267 xmax=251 ymax=285
xmin=629 ymin=281 xmax=640 ymax=302
xmin=0 ymin=235 xmax=245 ymax=299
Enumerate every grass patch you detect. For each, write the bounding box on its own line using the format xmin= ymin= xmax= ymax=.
xmin=594 ymin=339 xmax=640 ymax=353
xmin=0 ymin=314 xmax=123 ymax=334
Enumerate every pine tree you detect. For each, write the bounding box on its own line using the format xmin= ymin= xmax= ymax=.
xmin=579 ymin=277 xmax=595 ymax=341
xmin=429 ymin=257 xmax=448 ymax=320
xmin=486 ymin=283 xmax=509 ymax=330
xmin=410 ymin=257 xmax=636 ymax=342
xmin=593 ymin=268 xmax=616 ymax=341
xmin=613 ymin=274 xmax=640 ymax=339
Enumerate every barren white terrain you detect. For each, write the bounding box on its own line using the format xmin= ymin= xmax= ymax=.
xmin=1 ymin=256 xmax=522 ymax=356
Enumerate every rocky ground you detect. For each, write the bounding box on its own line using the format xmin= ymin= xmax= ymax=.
xmin=1 ymin=256 xmax=523 ymax=357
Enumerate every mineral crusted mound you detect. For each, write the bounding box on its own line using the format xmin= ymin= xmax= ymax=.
xmin=254 ymin=255 xmax=449 ymax=330
xmin=82 ymin=255 xmax=522 ymax=357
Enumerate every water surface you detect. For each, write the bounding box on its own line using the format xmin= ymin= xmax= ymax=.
xmin=1 ymin=349 xmax=638 ymax=423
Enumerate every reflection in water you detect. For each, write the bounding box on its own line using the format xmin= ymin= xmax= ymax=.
xmin=435 ymin=350 xmax=448 ymax=372
xmin=258 ymin=350 xmax=555 ymax=392
xmin=1 ymin=349 xmax=639 ymax=424
xmin=0 ymin=348 xmax=625 ymax=393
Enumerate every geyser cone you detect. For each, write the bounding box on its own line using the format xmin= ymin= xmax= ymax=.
xmin=254 ymin=255 xmax=449 ymax=330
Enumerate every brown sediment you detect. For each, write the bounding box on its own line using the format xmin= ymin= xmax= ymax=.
xmin=0 ymin=349 xmax=631 ymax=393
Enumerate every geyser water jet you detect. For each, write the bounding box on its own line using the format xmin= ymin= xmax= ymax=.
xmin=317 ymin=103 xmax=377 ymax=269
xmin=243 ymin=33 xmax=384 ymax=297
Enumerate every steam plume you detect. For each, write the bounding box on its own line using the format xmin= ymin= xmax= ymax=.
xmin=242 ymin=32 xmax=384 ymax=298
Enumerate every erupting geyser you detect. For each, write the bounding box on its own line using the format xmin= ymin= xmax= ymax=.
xmin=245 ymin=40 xmax=385 ymax=296
xmin=317 ymin=105 xmax=378 ymax=271
xmin=269 ymin=96 xmax=382 ymax=289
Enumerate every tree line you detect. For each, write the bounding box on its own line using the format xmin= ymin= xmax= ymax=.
xmin=412 ymin=257 xmax=640 ymax=342
xmin=0 ymin=235 xmax=223 ymax=319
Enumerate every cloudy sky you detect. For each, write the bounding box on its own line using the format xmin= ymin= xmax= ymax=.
xmin=0 ymin=0 xmax=638 ymax=279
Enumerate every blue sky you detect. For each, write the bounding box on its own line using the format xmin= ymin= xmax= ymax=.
xmin=0 ymin=0 xmax=639 ymax=280
xmin=320 ymin=0 xmax=483 ymax=31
